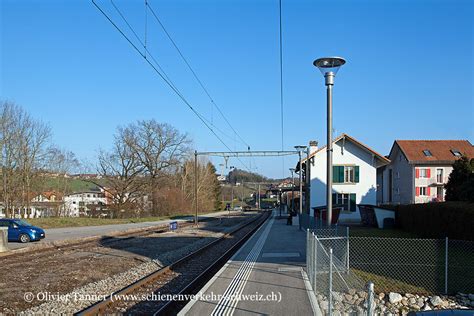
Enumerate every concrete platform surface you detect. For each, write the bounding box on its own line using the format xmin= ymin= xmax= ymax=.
xmin=180 ymin=210 xmax=319 ymax=316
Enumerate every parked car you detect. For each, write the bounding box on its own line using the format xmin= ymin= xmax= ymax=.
xmin=233 ymin=206 xmax=243 ymax=211
xmin=0 ymin=219 xmax=45 ymax=243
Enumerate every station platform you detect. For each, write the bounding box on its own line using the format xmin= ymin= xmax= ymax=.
xmin=179 ymin=210 xmax=319 ymax=316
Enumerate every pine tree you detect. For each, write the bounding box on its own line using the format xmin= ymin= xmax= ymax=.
xmin=445 ymin=155 xmax=474 ymax=201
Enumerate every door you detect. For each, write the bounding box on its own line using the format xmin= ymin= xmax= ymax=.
xmin=0 ymin=220 xmax=11 ymax=241
xmin=437 ymin=187 xmax=444 ymax=201
xmin=8 ymin=222 xmax=20 ymax=241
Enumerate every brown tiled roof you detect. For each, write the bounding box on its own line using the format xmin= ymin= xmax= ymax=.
xmin=393 ymin=140 xmax=474 ymax=163
xmin=302 ymin=133 xmax=390 ymax=164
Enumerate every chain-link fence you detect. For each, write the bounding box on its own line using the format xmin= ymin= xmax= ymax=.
xmin=350 ymin=237 xmax=474 ymax=295
xmin=307 ymin=229 xmax=375 ymax=316
xmin=306 ymin=227 xmax=474 ymax=315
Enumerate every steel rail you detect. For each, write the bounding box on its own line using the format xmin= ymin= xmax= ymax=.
xmin=75 ymin=211 xmax=270 ymax=316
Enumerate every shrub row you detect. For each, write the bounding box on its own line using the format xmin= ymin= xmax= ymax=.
xmin=389 ymin=202 xmax=474 ymax=241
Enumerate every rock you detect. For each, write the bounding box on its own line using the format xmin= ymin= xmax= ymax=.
xmin=389 ymin=292 xmax=403 ymax=304
xmin=417 ymin=298 xmax=425 ymax=307
xmin=348 ymin=289 xmax=356 ymax=295
xmin=358 ymin=291 xmax=368 ymax=299
xmin=468 ymin=294 xmax=474 ymax=300
xmin=344 ymin=294 xmax=352 ymax=302
xmin=470 ymin=301 xmax=474 ymax=307
xmin=401 ymin=298 xmax=408 ymax=306
xmin=410 ymin=305 xmax=421 ymax=311
xmin=319 ymin=300 xmax=329 ymax=311
xmin=430 ymin=295 xmax=443 ymax=307
xmin=409 ymin=298 xmax=417 ymax=305
xmin=422 ymin=304 xmax=432 ymax=311
xmin=378 ymin=293 xmax=385 ymax=300
xmin=405 ymin=293 xmax=414 ymax=298
xmin=333 ymin=292 xmax=343 ymax=302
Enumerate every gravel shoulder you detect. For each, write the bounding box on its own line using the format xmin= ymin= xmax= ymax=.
xmin=0 ymin=212 xmax=258 ymax=314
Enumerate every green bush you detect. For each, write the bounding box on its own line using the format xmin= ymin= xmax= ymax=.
xmin=391 ymin=202 xmax=474 ymax=241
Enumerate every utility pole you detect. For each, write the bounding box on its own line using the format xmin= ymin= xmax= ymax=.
xmin=289 ymin=168 xmax=295 ymax=214
xmin=194 ymin=150 xmax=198 ymax=226
xmin=258 ymin=184 xmax=261 ymax=209
xmin=294 ymin=146 xmax=306 ymax=226
xmin=306 ymin=146 xmax=311 ymax=215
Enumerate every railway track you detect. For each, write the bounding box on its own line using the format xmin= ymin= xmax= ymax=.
xmin=75 ymin=210 xmax=270 ymax=316
xmin=4 ymin=213 xmax=241 ymax=260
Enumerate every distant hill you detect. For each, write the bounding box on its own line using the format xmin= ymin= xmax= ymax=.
xmin=228 ymin=168 xmax=273 ymax=184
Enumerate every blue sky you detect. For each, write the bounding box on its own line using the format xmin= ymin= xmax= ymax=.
xmin=1 ymin=0 xmax=473 ymax=178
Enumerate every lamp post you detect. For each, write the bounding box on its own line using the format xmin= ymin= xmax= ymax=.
xmin=295 ymin=145 xmax=307 ymax=229
xmin=289 ymin=168 xmax=295 ymax=214
xmin=313 ymin=56 xmax=346 ymax=226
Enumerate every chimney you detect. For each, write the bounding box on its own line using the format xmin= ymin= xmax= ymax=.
xmin=309 ymin=140 xmax=318 ymax=154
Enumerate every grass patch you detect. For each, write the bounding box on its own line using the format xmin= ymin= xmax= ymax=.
xmin=352 ymin=269 xmax=431 ymax=294
xmin=26 ymin=215 xmax=193 ymax=229
xmin=348 ymin=226 xmax=421 ymax=238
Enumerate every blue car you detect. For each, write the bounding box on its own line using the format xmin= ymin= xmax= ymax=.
xmin=0 ymin=219 xmax=46 ymax=243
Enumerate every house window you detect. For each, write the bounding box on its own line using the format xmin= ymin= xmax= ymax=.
xmin=333 ymin=166 xmax=359 ymax=183
xmin=436 ymin=169 xmax=443 ymax=183
xmin=417 ymin=168 xmax=431 ymax=178
xmin=419 ymin=187 xmax=426 ymax=196
xmin=332 ymin=193 xmax=357 ymax=212
xmin=416 ymin=186 xmax=431 ymax=196
xmin=451 ymin=149 xmax=462 ymax=157
xmin=423 ymin=149 xmax=432 ymax=157
xmin=345 ymin=166 xmax=355 ymax=183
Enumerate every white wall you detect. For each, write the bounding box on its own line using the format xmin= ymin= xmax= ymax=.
xmin=310 ymin=139 xmax=380 ymax=223
xmin=64 ymin=192 xmax=107 ymax=217
xmin=381 ymin=145 xmax=414 ymax=204
xmin=413 ymin=165 xmax=452 ymax=203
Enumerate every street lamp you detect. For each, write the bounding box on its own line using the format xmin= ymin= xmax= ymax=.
xmin=294 ymin=145 xmax=307 ymax=230
xmin=313 ymin=56 xmax=346 ymax=226
xmin=289 ymin=167 xmax=295 ymax=214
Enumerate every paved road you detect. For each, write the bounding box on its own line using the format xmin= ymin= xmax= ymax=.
xmin=7 ymin=210 xmax=240 ymax=250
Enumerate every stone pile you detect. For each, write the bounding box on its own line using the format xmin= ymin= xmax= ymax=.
xmin=316 ymin=290 xmax=473 ymax=315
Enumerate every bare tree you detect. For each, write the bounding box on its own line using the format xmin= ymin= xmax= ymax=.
xmin=123 ymin=120 xmax=191 ymax=215
xmin=46 ymin=147 xmax=80 ymax=215
xmin=0 ymin=101 xmax=51 ymax=218
xmin=91 ymin=127 xmax=146 ymax=217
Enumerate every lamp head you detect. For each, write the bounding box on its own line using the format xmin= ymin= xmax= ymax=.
xmin=313 ymin=57 xmax=346 ymax=85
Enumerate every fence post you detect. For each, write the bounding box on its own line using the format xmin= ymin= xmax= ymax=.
xmin=307 ymin=229 xmax=311 ymax=283
xmin=346 ymin=226 xmax=350 ymax=274
xmin=367 ymin=282 xmax=374 ymax=316
xmin=445 ymin=237 xmax=448 ymax=294
xmin=328 ymin=247 xmax=333 ymax=316
xmin=313 ymin=232 xmax=317 ymax=290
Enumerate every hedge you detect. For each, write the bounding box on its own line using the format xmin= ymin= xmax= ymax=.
xmin=388 ymin=202 xmax=474 ymax=241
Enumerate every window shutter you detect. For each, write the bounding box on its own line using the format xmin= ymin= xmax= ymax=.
xmin=415 ymin=168 xmax=419 ymax=178
xmin=333 ymin=166 xmax=339 ymax=183
xmin=416 ymin=187 xmax=420 ymax=196
xmin=427 ymin=187 xmax=431 ymax=195
xmin=426 ymin=168 xmax=431 ymax=178
xmin=339 ymin=166 xmax=344 ymax=183
xmin=349 ymin=193 xmax=356 ymax=212
xmin=355 ymin=166 xmax=360 ymax=183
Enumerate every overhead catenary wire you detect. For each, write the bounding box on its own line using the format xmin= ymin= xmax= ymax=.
xmin=93 ymin=0 xmax=251 ymax=171
xmin=146 ymin=2 xmax=250 ymax=149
